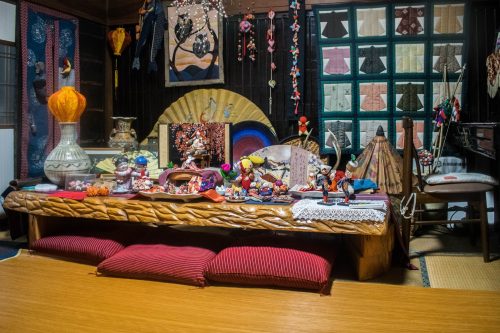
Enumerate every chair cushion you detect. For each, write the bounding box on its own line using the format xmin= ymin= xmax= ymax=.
xmin=205 ymin=236 xmax=336 ymax=294
xmin=425 ymin=172 xmax=498 ymax=186
xmin=32 ymin=235 xmax=125 ymax=264
xmin=97 ymin=244 xmax=216 ymax=286
xmin=423 ymin=182 xmax=494 ymax=194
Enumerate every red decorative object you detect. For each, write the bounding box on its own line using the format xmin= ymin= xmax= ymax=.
xmin=298 ymin=116 xmax=309 ymax=136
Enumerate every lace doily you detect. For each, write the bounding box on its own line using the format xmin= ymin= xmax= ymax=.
xmin=291 ymin=199 xmax=387 ymax=223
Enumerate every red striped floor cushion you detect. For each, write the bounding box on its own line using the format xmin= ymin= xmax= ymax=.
xmin=205 ymin=236 xmax=336 ymax=294
xmin=97 ymin=244 xmax=216 ymax=287
xmin=32 ymin=235 xmax=125 ymax=264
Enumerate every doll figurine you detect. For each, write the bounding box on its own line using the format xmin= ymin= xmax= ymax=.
xmin=316 ymin=164 xmax=332 ymax=203
xmin=187 ymin=130 xmax=208 ymax=156
xmin=131 ymin=155 xmax=149 ymax=179
xmin=235 ymin=156 xmax=264 ymax=191
xmin=114 ymin=156 xmax=133 ymax=192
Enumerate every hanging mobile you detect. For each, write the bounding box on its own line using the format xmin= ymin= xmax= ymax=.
xmin=289 ymin=0 xmax=301 ymax=115
xmin=267 ymin=9 xmax=276 ymax=115
xmin=238 ymin=13 xmax=256 ymax=62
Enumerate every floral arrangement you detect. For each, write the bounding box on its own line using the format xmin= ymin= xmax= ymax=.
xmin=220 ymin=163 xmax=237 ymax=181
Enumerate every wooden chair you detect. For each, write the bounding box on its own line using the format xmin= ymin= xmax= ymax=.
xmin=401 ymin=117 xmax=493 ymax=262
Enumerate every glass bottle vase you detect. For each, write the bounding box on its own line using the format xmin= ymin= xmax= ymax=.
xmin=44 ymin=122 xmax=92 ymax=186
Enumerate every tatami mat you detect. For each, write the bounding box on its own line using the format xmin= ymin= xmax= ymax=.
xmin=424 ymin=255 xmax=500 ymax=291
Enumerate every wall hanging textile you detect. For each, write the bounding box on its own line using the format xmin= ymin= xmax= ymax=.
xmin=164 ymin=3 xmax=224 ymax=86
xmin=314 ymin=1 xmax=468 ymax=154
xmin=288 ymin=0 xmax=305 ymax=117
xmin=20 ymin=1 xmax=80 ymax=178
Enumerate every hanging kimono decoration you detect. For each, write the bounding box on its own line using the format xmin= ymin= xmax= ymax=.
xmin=288 ymin=0 xmax=305 ymax=117
xmin=132 ymin=0 xmax=166 ymax=72
xmin=107 ymin=27 xmax=132 ymax=97
xmin=20 ymin=1 xmax=80 ymax=178
xmin=237 ymin=13 xmax=256 ymax=62
xmin=267 ymin=9 xmax=276 ymax=114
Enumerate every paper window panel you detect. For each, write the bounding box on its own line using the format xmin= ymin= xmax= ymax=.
xmin=356 ymin=7 xmax=387 ymax=37
xmin=318 ymin=9 xmax=350 ymax=39
xmin=394 ymin=5 xmax=425 ymax=36
xmin=432 ymin=81 xmax=462 ymax=107
xmin=395 ymin=43 xmax=425 ymax=73
xmin=322 ymin=82 xmax=352 ymax=112
xmin=324 ymin=120 xmax=353 ymax=150
xmin=433 ymin=3 xmax=465 ymax=35
xmin=321 ymin=46 xmax=351 ymax=75
xmin=395 ymin=81 xmax=425 ymax=112
xmin=432 ymin=42 xmax=463 ymax=73
xmin=359 ymin=82 xmax=388 ymax=112
xmin=358 ymin=45 xmax=388 ymax=75
xmin=395 ymin=119 xmax=425 ymax=150
xmin=359 ymin=120 xmax=389 ymax=149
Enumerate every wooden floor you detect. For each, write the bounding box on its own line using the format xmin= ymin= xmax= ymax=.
xmin=1 ymin=252 xmax=500 ymax=333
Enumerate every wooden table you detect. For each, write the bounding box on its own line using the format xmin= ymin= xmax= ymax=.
xmin=3 ymin=191 xmax=395 ymax=280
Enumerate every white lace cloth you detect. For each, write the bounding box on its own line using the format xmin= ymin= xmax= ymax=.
xmin=292 ymin=199 xmax=387 ymax=223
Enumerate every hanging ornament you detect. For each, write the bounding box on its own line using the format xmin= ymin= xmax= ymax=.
xmin=237 ymin=13 xmax=256 ymax=62
xmin=289 ymin=0 xmax=301 ymax=115
xmin=107 ymin=27 xmax=132 ymax=98
xmin=267 ymin=9 xmax=276 ymax=114
xmin=486 ymin=50 xmax=500 ymax=98
xmin=193 ymin=33 xmax=210 ymax=58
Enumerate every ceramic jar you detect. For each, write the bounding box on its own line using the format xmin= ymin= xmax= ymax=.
xmin=108 ymin=117 xmax=138 ymax=150
xmin=43 ymin=122 xmax=92 ymax=186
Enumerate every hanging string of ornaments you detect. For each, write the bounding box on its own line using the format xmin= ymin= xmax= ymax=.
xmin=267 ymin=9 xmax=276 ymax=115
xmin=289 ymin=0 xmax=301 ymax=115
xmin=238 ymin=13 xmax=257 ymax=62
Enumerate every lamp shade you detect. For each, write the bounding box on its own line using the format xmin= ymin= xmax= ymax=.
xmin=107 ymin=27 xmax=131 ymax=56
xmin=47 ymin=86 xmax=86 ymax=123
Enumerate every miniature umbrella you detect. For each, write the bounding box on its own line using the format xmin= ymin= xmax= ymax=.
xmin=352 ymin=126 xmax=406 ymax=194
xmin=107 ymin=27 xmax=132 ymax=96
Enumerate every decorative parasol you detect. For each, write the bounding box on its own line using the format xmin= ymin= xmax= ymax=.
xmin=352 ymin=126 xmax=405 ymax=194
xmin=107 ymin=27 xmax=132 ymax=97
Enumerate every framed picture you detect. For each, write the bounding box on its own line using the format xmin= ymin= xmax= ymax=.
xmin=164 ymin=3 xmax=224 ymax=87
xmin=158 ymin=123 xmax=231 ymax=168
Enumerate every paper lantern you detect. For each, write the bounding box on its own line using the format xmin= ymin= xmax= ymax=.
xmin=107 ymin=27 xmax=132 ymax=94
xmin=47 ymin=86 xmax=86 ymax=123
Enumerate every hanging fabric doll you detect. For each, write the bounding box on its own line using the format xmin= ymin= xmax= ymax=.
xmin=132 ymin=0 xmax=167 ymax=72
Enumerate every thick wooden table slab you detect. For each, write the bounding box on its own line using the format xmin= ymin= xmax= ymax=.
xmin=4 ymin=191 xmax=388 ymax=236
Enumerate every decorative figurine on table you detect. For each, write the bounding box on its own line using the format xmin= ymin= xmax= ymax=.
xmin=114 ymin=156 xmax=133 ymax=192
xmin=316 ymin=164 xmax=334 ymax=205
xmin=337 ymin=155 xmax=358 ymax=203
xmin=131 ymin=155 xmax=153 ymax=192
xmin=235 ymin=155 xmax=264 ymax=191
xmin=181 ymin=153 xmax=200 ymax=170
xmin=131 ymin=155 xmax=149 ymax=179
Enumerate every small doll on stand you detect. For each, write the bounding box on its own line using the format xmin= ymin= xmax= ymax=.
xmin=337 ymin=155 xmax=358 ymax=203
xmin=316 ymin=164 xmax=334 ymax=205
xmin=114 ymin=156 xmax=133 ymax=193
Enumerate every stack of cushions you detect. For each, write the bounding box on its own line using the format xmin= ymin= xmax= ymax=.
xmin=31 ymin=234 xmax=126 ymax=264
xmin=205 ymin=234 xmax=337 ymax=294
xmin=97 ymin=226 xmax=231 ymax=287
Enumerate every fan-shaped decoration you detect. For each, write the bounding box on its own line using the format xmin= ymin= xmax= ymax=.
xmin=232 ymin=121 xmax=278 ymax=162
xmin=251 ymin=145 xmax=323 ymax=188
xmin=143 ymin=89 xmax=276 ymax=142
xmin=281 ymin=135 xmax=329 ymax=165
xmin=352 ymin=126 xmax=404 ymax=194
